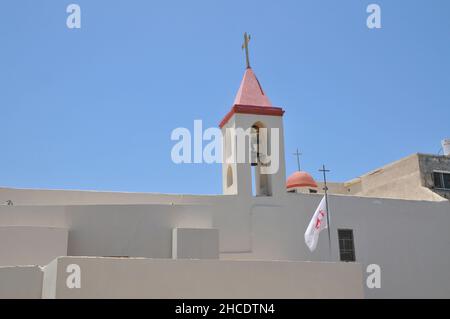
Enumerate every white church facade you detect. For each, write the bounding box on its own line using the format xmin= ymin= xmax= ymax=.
xmin=1 ymin=63 xmax=450 ymax=299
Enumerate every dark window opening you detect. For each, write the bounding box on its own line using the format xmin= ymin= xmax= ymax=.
xmin=338 ymin=229 xmax=356 ymax=262
xmin=444 ymin=173 xmax=450 ymax=189
xmin=434 ymin=171 xmax=450 ymax=190
xmin=250 ymin=123 xmax=271 ymax=197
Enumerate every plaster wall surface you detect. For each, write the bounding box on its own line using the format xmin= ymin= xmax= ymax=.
xmin=0 ymin=226 xmax=68 ymax=266
xmin=172 ymin=228 xmax=219 ymax=259
xmin=0 ymin=187 xmax=449 ymax=298
xmin=41 ymin=257 xmax=364 ymax=299
xmin=0 ymin=265 xmax=43 ymax=299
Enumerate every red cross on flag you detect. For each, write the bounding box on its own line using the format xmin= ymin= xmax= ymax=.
xmin=304 ymin=196 xmax=328 ymax=252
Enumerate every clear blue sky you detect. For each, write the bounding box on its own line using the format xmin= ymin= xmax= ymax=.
xmin=1 ymin=0 xmax=449 ymax=194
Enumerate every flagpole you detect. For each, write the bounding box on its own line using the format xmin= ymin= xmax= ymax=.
xmin=320 ymin=164 xmax=332 ymax=261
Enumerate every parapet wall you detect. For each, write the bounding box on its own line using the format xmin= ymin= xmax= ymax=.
xmin=0 ymin=257 xmax=364 ymax=299
xmin=44 ymin=257 xmax=364 ymax=298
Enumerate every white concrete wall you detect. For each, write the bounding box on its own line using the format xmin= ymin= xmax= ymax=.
xmin=0 ymin=187 xmax=217 ymax=206
xmin=0 ymin=188 xmax=449 ymax=298
xmin=0 ymin=265 xmax=43 ymax=299
xmin=242 ymin=194 xmax=450 ymax=298
xmin=172 ymin=228 xmax=219 ymax=259
xmin=41 ymin=257 xmax=363 ymax=299
xmin=0 ymin=226 xmax=68 ymax=266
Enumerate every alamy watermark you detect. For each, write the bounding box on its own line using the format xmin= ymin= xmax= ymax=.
xmin=66 ymin=4 xmax=81 ymax=29
xmin=367 ymin=4 xmax=382 ymax=29
xmin=366 ymin=264 xmax=381 ymax=289
xmin=66 ymin=263 xmax=81 ymax=289
xmin=170 ymin=120 xmax=280 ymax=174
xmin=64 ymin=4 xmax=380 ymax=30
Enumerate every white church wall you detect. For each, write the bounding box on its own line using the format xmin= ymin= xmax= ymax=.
xmin=172 ymin=228 xmax=219 ymax=259
xmin=65 ymin=204 xmax=215 ymax=258
xmin=0 ymin=187 xmax=449 ymax=298
xmin=0 ymin=265 xmax=43 ymax=299
xmin=41 ymin=256 xmax=364 ymax=299
xmin=245 ymin=193 xmax=450 ymax=298
xmin=0 ymin=198 xmax=254 ymax=263
xmin=0 ymin=226 xmax=68 ymax=267
xmin=0 ymin=187 xmax=218 ymax=206
xmin=0 ymin=205 xmax=66 ymax=226
xmin=332 ymin=196 xmax=450 ymax=299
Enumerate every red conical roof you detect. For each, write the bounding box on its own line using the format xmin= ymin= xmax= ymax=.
xmin=233 ymin=68 xmax=272 ymax=107
xmin=219 ymin=68 xmax=284 ymax=128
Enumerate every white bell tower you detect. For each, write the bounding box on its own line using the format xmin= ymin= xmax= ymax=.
xmin=220 ymin=67 xmax=286 ymax=198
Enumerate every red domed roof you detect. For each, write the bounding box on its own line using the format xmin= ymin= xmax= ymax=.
xmin=286 ymin=171 xmax=318 ymax=189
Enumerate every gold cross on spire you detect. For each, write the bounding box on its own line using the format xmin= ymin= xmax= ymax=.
xmin=242 ymin=32 xmax=251 ymax=69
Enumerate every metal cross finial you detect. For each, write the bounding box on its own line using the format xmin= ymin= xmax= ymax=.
xmin=319 ymin=164 xmax=331 ymax=192
xmin=293 ymin=148 xmax=302 ymax=171
xmin=242 ymin=32 xmax=251 ymax=69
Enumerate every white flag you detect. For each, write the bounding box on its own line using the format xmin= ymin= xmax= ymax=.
xmin=304 ymin=196 xmax=328 ymax=252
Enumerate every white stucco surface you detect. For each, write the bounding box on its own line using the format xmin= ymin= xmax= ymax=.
xmin=1 ymin=189 xmax=449 ymax=298
xmin=172 ymin=228 xmax=219 ymax=259
xmin=0 ymin=265 xmax=43 ymax=299
xmin=0 ymin=226 xmax=68 ymax=266
xmin=41 ymin=257 xmax=364 ymax=299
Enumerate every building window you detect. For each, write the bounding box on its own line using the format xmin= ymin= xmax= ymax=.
xmin=338 ymin=229 xmax=356 ymax=262
xmin=433 ymin=171 xmax=450 ymax=190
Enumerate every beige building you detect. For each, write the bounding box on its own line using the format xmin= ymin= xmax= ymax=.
xmin=311 ymin=153 xmax=450 ymax=202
